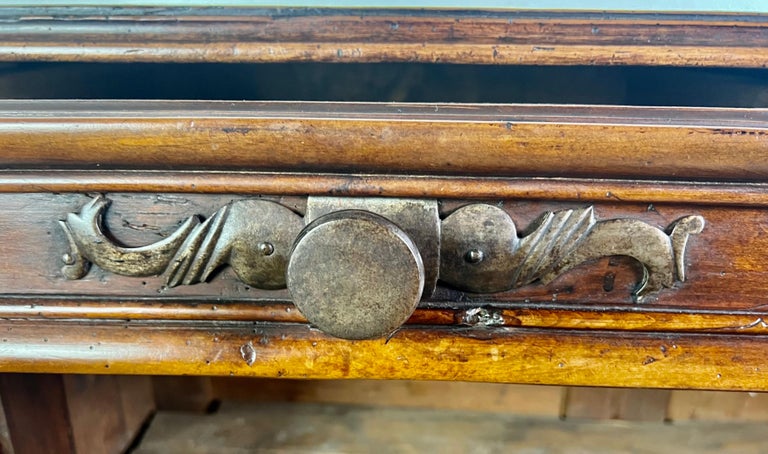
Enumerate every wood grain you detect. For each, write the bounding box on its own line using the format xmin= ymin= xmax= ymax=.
xmin=668 ymin=390 xmax=768 ymax=421
xmin=210 ymin=378 xmax=564 ymax=416
xmin=563 ymin=387 xmax=671 ymax=421
xmin=4 ymin=298 xmax=768 ymax=335
xmin=0 ymin=101 xmax=766 ymax=182
xmin=5 ymin=171 xmax=768 ymax=207
xmin=0 ymin=192 xmax=761 ymax=312
xmin=1 ymin=321 xmax=768 ymax=390
xmin=136 ymin=402 xmax=768 ymax=453
xmin=0 ymin=374 xmax=154 ymax=454
xmin=0 ymin=374 xmax=76 ymax=454
xmin=0 ymin=8 xmax=767 ymax=67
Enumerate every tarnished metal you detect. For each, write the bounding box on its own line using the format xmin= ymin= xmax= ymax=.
xmin=60 ymin=195 xmax=303 ymax=289
xmin=61 ymin=196 xmax=705 ymax=338
xmin=164 ymin=198 xmax=303 ymax=289
xmin=60 ymin=196 xmax=201 ymax=280
xmin=305 ymin=197 xmax=439 ymax=296
xmin=441 ymin=204 xmax=705 ymax=302
xmin=669 ymin=215 xmax=706 ymax=282
xmin=287 ymin=210 xmax=424 ymax=340
xmin=440 ymin=204 xmax=520 ymax=293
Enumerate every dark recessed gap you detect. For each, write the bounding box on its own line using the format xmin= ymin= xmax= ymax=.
xmin=0 ymin=62 xmax=765 ymax=107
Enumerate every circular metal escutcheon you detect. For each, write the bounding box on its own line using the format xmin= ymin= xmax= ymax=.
xmin=287 ymin=210 xmax=424 ymax=340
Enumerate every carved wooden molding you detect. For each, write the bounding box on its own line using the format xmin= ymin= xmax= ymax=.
xmin=60 ymin=196 xmax=704 ymax=303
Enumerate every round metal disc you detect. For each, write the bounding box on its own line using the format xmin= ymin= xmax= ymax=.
xmin=440 ymin=204 xmax=519 ymax=293
xmin=287 ymin=210 xmax=424 ymax=340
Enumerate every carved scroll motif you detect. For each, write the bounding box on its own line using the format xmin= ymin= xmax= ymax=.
xmin=60 ymin=196 xmax=303 ymax=289
xmin=60 ymin=197 xmax=704 ymax=302
xmin=440 ymin=205 xmax=705 ymax=302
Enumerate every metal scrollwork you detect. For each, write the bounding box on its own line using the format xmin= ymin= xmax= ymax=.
xmin=440 ymin=205 xmax=704 ymax=302
xmin=60 ymin=196 xmax=704 ymax=302
xmin=60 ymin=196 xmax=303 ymax=289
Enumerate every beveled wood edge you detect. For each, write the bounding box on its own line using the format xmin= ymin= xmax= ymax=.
xmin=3 ymin=171 xmax=768 ymax=207
xmin=0 ymin=7 xmax=767 ymax=67
xmin=1 ymin=101 xmax=767 ymax=182
xmin=0 ymin=320 xmax=765 ymax=390
xmin=1 ymin=43 xmax=765 ymax=68
xmin=1 ymin=100 xmax=764 ymax=123
xmin=1 ymin=297 xmax=767 ymax=335
xmin=3 ymin=7 xmax=767 ymax=22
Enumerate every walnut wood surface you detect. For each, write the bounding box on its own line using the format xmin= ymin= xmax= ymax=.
xmin=0 ymin=8 xmax=766 ymax=67
xmin=0 ymin=193 xmax=744 ymax=307
xmin=4 ymin=171 xmax=768 ymax=207
xmin=0 ymin=101 xmax=767 ymax=182
xmin=3 ymin=298 xmax=768 ymax=335
xmin=0 ymin=374 xmax=154 ymax=454
xmin=2 ymin=321 xmax=768 ymax=391
xmin=0 ymin=191 xmax=764 ymax=333
xmin=1 ymin=99 xmax=767 ymax=388
xmin=0 ymin=374 xmax=76 ymax=454
xmin=563 ymin=387 xmax=671 ymax=421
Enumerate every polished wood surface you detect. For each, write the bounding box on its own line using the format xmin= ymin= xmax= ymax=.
xmin=2 ymin=321 xmax=768 ymax=390
xmin=0 ymin=192 xmax=749 ymax=308
xmin=0 ymin=101 xmax=766 ymax=181
xmin=0 ymin=99 xmax=765 ymax=388
xmin=0 ymin=8 xmax=766 ymax=67
xmin=4 ymin=172 xmax=768 ymax=206
xmin=1 ymin=7 xmax=768 ymax=453
xmin=4 ymin=298 xmax=768 ymax=334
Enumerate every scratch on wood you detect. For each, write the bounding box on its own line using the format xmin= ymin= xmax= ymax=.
xmin=736 ymin=318 xmax=768 ymax=330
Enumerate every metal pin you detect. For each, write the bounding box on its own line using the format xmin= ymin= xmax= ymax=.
xmin=465 ymin=249 xmax=484 ymax=264
xmin=257 ymin=242 xmax=275 ymax=256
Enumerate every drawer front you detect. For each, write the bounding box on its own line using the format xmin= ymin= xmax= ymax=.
xmin=1 ymin=100 xmax=767 ymax=389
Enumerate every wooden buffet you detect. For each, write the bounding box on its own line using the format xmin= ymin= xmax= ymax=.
xmin=0 ymin=5 xmax=767 ymax=452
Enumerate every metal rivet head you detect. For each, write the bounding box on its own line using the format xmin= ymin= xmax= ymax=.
xmin=464 ymin=249 xmax=484 ymax=264
xmin=62 ymin=253 xmax=75 ymax=265
xmin=257 ymin=242 xmax=275 ymax=256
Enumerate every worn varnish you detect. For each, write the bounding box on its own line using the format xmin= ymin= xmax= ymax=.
xmin=3 ymin=298 xmax=768 ymax=335
xmin=1 ymin=321 xmax=768 ymax=390
xmin=0 ymin=193 xmax=750 ymax=308
xmin=0 ymin=101 xmax=766 ymax=181
xmin=0 ymin=97 xmax=766 ymax=388
xmin=0 ymin=8 xmax=767 ymax=67
xmin=2 ymin=9 xmax=768 ymax=452
xmin=0 ymin=187 xmax=763 ymax=386
xmin=6 ymin=171 xmax=768 ymax=207
xmin=0 ymin=191 xmax=764 ymax=326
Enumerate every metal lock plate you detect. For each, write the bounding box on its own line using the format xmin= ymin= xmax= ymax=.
xmin=305 ymin=197 xmax=440 ymax=296
xmin=60 ymin=195 xmax=705 ymax=339
xmin=287 ymin=210 xmax=425 ymax=340
xmin=284 ymin=197 xmax=439 ymax=339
